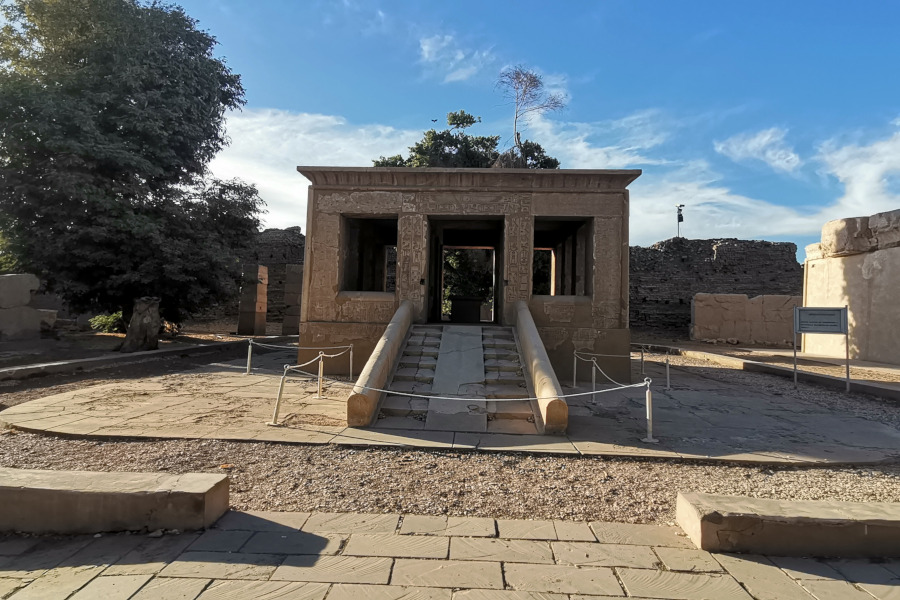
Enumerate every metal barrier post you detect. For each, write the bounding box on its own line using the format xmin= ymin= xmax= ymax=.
xmin=315 ymin=352 xmax=325 ymax=399
xmin=267 ymin=367 xmax=289 ymax=426
xmin=665 ymin=355 xmax=671 ymax=391
xmin=641 ymin=380 xmax=658 ymax=443
xmin=572 ymin=353 xmax=577 ymax=388
xmin=640 ymin=346 xmax=645 ymax=375
xmin=245 ymin=341 xmax=253 ymax=375
xmin=349 ymin=345 xmax=354 ymax=382
xmin=591 ymin=359 xmax=597 ymax=403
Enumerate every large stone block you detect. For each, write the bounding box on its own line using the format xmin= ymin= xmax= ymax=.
xmin=0 ymin=306 xmax=44 ymax=340
xmin=691 ymin=293 xmax=799 ymax=345
xmin=820 ymin=216 xmax=875 ymax=257
xmin=0 ymin=468 xmax=228 ymax=534
xmin=869 ymin=208 xmax=900 ymax=250
xmin=0 ymin=273 xmax=39 ymax=309
xmin=677 ymin=491 xmax=900 ymax=557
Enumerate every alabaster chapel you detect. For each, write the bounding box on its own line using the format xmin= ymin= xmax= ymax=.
xmin=296 ymin=167 xmax=641 ymax=385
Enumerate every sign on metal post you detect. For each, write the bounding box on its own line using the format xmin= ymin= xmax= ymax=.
xmin=793 ymin=306 xmax=850 ymax=392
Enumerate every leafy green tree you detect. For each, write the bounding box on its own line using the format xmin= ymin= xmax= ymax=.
xmin=0 ymin=0 xmax=264 ymax=350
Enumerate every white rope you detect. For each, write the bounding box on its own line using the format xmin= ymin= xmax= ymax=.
xmin=591 ymin=358 xmax=630 ymax=387
xmin=249 ymin=340 xmax=352 ymax=352
xmin=278 ymin=364 xmax=651 ymax=402
xmin=574 ymin=351 xmax=632 ymax=360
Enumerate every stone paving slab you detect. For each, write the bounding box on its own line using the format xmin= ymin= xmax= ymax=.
xmin=0 ymin=509 xmax=883 ymax=599
xmin=4 ymin=352 xmax=900 ymax=465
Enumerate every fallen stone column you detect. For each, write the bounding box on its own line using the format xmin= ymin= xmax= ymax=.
xmin=515 ymin=300 xmax=568 ymax=434
xmin=347 ymin=299 xmax=414 ymax=427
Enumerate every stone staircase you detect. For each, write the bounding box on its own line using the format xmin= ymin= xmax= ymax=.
xmin=378 ymin=324 xmax=535 ymax=433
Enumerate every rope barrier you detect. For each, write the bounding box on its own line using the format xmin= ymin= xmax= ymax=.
xmin=246 ymin=340 xmax=353 ymax=380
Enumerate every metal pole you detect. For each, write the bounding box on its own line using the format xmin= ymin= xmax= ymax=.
xmin=665 ymin=355 xmax=671 ymax=391
xmin=315 ymin=351 xmax=325 ymax=399
xmin=640 ymin=346 xmax=645 ymax=375
xmin=641 ymin=381 xmax=658 ymax=443
xmin=245 ymin=341 xmax=253 ymax=375
xmin=793 ymin=330 xmax=798 ymax=388
xmin=591 ymin=359 xmax=597 ymax=403
xmin=845 ymin=307 xmax=850 ymax=393
xmin=572 ymin=353 xmax=577 ymax=388
xmin=267 ymin=368 xmax=288 ymax=426
xmin=349 ymin=345 xmax=354 ymax=382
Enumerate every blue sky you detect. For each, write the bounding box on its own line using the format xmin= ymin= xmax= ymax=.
xmin=183 ymin=0 xmax=900 ymax=259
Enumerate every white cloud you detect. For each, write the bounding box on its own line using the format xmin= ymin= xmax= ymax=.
xmin=418 ymin=33 xmax=494 ymax=83
xmin=208 ymin=109 xmax=420 ymax=230
xmin=714 ymin=127 xmax=802 ymax=173
xmin=210 ymin=107 xmax=900 ymax=261
xmin=817 ymin=125 xmax=900 ymax=217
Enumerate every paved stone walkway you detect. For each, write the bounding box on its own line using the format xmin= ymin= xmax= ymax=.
xmin=1 ymin=510 xmax=898 ymax=599
xmin=2 ymin=349 xmax=900 ymax=465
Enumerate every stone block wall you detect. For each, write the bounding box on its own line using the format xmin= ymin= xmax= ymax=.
xmin=0 ymin=274 xmax=57 ymax=340
xmin=240 ymin=226 xmax=305 ymax=321
xmin=630 ymin=237 xmax=802 ymax=332
xmin=804 ymin=209 xmax=900 ymax=364
xmin=691 ymin=293 xmax=801 ymax=345
xmin=282 ymin=264 xmax=303 ymax=335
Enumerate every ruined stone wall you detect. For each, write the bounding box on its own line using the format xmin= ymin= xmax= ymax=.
xmin=0 ymin=274 xmax=57 ymax=340
xmin=804 ymin=209 xmax=900 ymax=364
xmin=630 ymin=238 xmax=802 ymax=332
xmin=691 ymin=293 xmax=801 ymax=345
xmin=241 ymin=226 xmax=305 ymax=320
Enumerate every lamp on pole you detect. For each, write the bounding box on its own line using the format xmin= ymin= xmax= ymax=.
xmin=675 ymin=204 xmax=685 ymax=238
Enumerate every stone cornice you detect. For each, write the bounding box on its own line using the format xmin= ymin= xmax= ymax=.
xmin=296 ymin=167 xmax=641 ymax=191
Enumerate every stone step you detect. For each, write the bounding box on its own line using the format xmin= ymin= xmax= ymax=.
xmin=487 ymin=400 xmax=533 ymax=420
xmin=406 ymin=335 xmax=441 ymax=347
xmin=483 ymin=349 xmax=519 ymax=361
xmin=485 ymin=371 xmax=525 ymax=384
xmin=484 ymin=358 xmax=522 ymax=372
xmin=381 ymin=395 xmax=429 ymax=416
xmin=398 ymin=355 xmax=437 ymax=369
xmin=392 ymin=367 xmax=435 ymax=383
xmin=483 ymin=340 xmax=517 ymax=350
xmin=484 ymin=383 xmax=529 ymax=399
xmin=403 ymin=348 xmax=439 ymax=358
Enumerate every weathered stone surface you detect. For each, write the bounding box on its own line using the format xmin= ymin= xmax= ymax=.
xmin=242 ymin=531 xmax=344 ymax=555
xmin=0 ymin=468 xmax=228 ymax=534
xmin=589 ymin=521 xmax=694 ymax=548
xmin=69 ymin=575 xmax=153 ymax=600
xmin=131 ymin=577 xmax=211 ymax=599
xmin=391 ymin=558 xmax=503 ymax=589
xmin=691 ymin=293 xmax=801 ymax=345
xmin=159 ymin=551 xmax=281 ymax=580
xmin=197 ymin=580 xmax=329 ymax=600
xmin=237 ymin=264 xmax=268 ymax=336
xmin=503 ymin=563 xmax=622 ymax=595
xmin=326 ymin=584 xmax=450 ymax=600
xmin=302 ymin=512 xmax=399 ymax=534
xmin=820 ymin=215 xmax=875 ymax=257
xmin=804 ymin=245 xmax=900 ymax=365
xmin=272 ymin=554 xmax=393 ymax=584
xmin=677 ymin=491 xmax=900 ymax=557
xmin=450 ymin=537 xmax=553 ymax=564
xmin=344 ymin=533 xmax=448 ymax=558
xmin=0 ymin=273 xmax=39 ymax=308
xmin=617 ymin=567 xmax=753 ymax=599
xmin=652 ymin=546 xmax=723 ymax=572
xmin=551 ymin=541 xmax=658 ymax=568
xmin=0 ymin=306 xmax=44 ymax=340
xmin=714 ymin=553 xmax=820 ymax=600
xmin=497 ymin=519 xmax=557 ymax=540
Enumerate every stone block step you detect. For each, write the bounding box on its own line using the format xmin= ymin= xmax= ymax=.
xmin=398 ymin=356 xmax=437 ymax=369
xmin=403 ymin=348 xmax=439 ymax=358
xmin=0 ymin=468 xmax=228 ymax=534
xmin=406 ymin=336 xmax=441 ymax=347
xmin=425 ymin=411 xmax=487 ymax=433
xmin=392 ymin=367 xmax=435 ymax=383
xmin=381 ymin=395 xmax=429 ymax=416
xmin=485 ymin=371 xmax=525 ymax=383
xmin=677 ymin=492 xmax=900 ymax=557
xmin=483 ymin=349 xmax=519 ymax=360
xmin=487 ymin=400 xmax=533 ymax=420
xmin=484 ymin=384 xmax=529 ymax=399
xmin=483 ymin=340 xmax=517 ymax=350
xmin=484 ymin=359 xmax=521 ymax=372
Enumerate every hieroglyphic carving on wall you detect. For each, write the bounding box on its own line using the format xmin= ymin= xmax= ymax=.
xmin=416 ymin=193 xmax=514 ymax=215
xmin=536 ymin=327 xmax=568 ymax=350
xmin=542 ymin=302 xmax=575 ymax=323
xmin=306 ymin=212 xmax=341 ymax=319
xmin=572 ymin=327 xmax=607 ymax=351
xmin=397 ymin=214 xmax=427 ymax=303
xmin=317 ymin=191 xmax=404 ymax=214
xmin=337 ymin=300 xmax=397 ymax=323
xmin=503 ymin=196 xmax=533 ymax=303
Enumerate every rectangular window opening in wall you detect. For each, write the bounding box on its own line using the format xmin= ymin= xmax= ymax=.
xmin=533 ymin=217 xmax=592 ymax=297
xmin=341 ymin=216 xmax=399 ymax=292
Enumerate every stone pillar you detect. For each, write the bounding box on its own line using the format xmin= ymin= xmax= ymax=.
xmin=237 ymin=265 xmax=267 ymax=336
xmin=281 ymin=264 xmax=303 ymax=335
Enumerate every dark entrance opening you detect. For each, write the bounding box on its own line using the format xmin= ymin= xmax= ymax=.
xmin=427 ymin=217 xmax=503 ymax=324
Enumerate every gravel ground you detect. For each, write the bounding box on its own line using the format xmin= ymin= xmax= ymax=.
xmin=1 ymin=348 xmax=899 ymax=525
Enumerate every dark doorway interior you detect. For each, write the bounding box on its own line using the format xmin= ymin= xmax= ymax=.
xmin=427 ymin=217 xmax=504 ymax=324
xmin=533 ymin=217 xmax=592 ymax=296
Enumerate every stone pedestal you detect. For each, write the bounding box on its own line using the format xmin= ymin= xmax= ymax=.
xmin=282 ymin=264 xmax=303 ymax=335
xmin=237 ymin=265 xmax=268 ymax=336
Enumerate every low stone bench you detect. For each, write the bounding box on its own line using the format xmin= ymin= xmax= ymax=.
xmin=677 ymin=491 xmax=900 ymax=557
xmin=0 ymin=468 xmax=228 ymax=534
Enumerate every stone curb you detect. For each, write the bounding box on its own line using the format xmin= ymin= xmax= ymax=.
xmin=640 ymin=343 xmax=900 ymax=402
xmin=0 ymin=336 xmax=298 ymax=381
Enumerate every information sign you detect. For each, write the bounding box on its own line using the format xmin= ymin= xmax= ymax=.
xmin=794 ymin=307 xmax=848 ymax=334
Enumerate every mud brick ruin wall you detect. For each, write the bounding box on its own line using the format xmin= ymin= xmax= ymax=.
xmin=241 ymin=226 xmax=305 ymax=320
xmin=629 ymin=238 xmax=802 ymax=332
